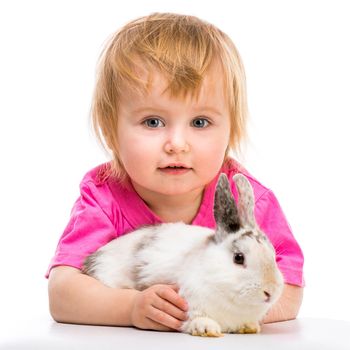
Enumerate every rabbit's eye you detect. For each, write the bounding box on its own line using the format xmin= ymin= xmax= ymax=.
xmin=234 ymin=253 xmax=245 ymax=265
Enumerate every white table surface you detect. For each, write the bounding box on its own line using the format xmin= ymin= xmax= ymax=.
xmin=1 ymin=316 xmax=349 ymax=350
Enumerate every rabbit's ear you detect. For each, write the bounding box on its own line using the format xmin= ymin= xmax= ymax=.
xmin=214 ymin=174 xmax=241 ymax=242
xmin=233 ymin=174 xmax=256 ymax=228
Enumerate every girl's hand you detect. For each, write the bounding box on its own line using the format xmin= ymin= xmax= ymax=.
xmin=130 ymin=284 xmax=188 ymax=331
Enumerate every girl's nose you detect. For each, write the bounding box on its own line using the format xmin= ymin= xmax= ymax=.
xmin=164 ymin=129 xmax=190 ymax=154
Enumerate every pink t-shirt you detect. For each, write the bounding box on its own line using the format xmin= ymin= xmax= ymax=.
xmin=46 ymin=160 xmax=304 ymax=287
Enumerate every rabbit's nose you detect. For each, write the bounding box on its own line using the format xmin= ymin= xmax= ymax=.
xmin=264 ymin=291 xmax=271 ymax=302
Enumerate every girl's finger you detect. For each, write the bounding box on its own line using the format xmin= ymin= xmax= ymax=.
xmin=148 ymin=304 xmax=184 ymax=331
xmin=143 ymin=316 xmax=174 ymax=332
xmin=152 ymin=295 xmax=188 ymax=321
xmin=157 ymin=285 xmax=188 ymax=312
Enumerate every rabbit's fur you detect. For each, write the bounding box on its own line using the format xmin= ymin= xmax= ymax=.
xmin=83 ymin=174 xmax=284 ymax=336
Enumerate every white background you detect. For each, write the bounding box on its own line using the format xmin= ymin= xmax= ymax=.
xmin=0 ymin=0 xmax=349 ymax=324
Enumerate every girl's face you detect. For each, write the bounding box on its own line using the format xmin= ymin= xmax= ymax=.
xmin=116 ymin=67 xmax=231 ymax=199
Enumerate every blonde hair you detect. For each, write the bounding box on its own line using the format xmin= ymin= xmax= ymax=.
xmin=92 ymin=12 xmax=248 ymax=180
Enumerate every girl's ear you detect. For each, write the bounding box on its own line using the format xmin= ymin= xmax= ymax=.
xmin=233 ymin=174 xmax=256 ymax=228
xmin=214 ymin=174 xmax=241 ymax=237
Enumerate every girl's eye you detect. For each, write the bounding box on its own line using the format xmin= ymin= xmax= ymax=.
xmin=192 ymin=118 xmax=210 ymax=128
xmin=143 ymin=118 xmax=165 ymax=128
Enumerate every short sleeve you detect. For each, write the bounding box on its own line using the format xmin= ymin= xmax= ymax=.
xmin=45 ymin=180 xmax=117 ymax=277
xmin=255 ymin=190 xmax=304 ymax=287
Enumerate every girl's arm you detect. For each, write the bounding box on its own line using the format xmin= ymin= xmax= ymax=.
xmin=48 ymin=266 xmax=188 ymax=330
xmin=49 ymin=267 xmax=301 ymax=328
xmin=263 ymin=284 xmax=304 ymax=323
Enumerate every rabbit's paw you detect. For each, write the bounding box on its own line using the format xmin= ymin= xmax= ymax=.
xmin=237 ymin=322 xmax=261 ymax=334
xmin=186 ymin=317 xmax=223 ymax=337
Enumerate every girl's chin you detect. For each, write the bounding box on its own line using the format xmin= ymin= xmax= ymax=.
xmin=133 ymin=181 xmax=204 ymax=197
xmin=149 ymin=185 xmax=199 ymax=196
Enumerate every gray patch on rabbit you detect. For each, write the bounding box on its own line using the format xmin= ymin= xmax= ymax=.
xmin=233 ymin=173 xmax=256 ymax=229
xmin=82 ymin=250 xmax=103 ymax=276
xmin=214 ymin=174 xmax=241 ymax=239
xmin=133 ymin=227 xmax=159 ymax=254
xmin=240 ymin=230 xmax=266 ymax=244
xmin=132 ymin=228 xmax=159 ymax=290
xmin=231 ymin=230 xmax=267 ymax=249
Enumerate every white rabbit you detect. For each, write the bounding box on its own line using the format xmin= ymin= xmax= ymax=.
xmin=83 ymin=173 xmax=284 ymax=336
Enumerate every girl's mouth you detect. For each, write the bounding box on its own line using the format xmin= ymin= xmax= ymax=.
xmin=158 ymin=164 xmax=192 ymax=175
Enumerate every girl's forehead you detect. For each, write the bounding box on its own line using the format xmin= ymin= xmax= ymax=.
xmin=120 ymin=65 xmax=227 ymax=109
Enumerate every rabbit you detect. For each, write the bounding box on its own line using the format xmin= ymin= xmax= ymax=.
xmin=83 ymin=173 xmax=284 ymax=337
